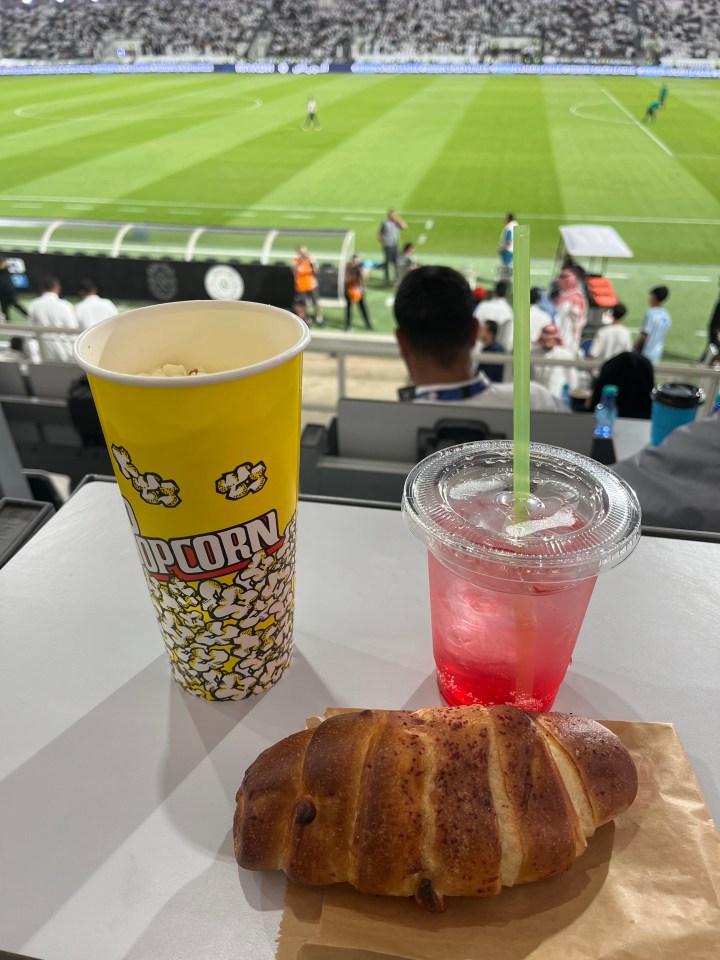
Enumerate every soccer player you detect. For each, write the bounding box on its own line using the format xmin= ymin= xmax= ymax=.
xmin=643 ymin=99 xmax=660 ymax=124
xmin=497 ymin=212 xmax=518 ymax=279
xmin=634 ymin=285 xmax=671 ymax=363
xmin=303 ymin=97 xmax=321 ymax=131
xmin=659 ymin=82 xmax=669 ymax=108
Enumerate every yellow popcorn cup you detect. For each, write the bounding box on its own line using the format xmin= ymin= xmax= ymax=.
xmin=74 ymin=300 xmax=310 ymax=701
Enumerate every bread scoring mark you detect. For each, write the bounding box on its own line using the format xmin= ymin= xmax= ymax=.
xmin=485 ymin=710 xmax=523 ymax=886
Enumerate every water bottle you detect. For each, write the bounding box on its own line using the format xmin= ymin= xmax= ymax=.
xmin=594 ymin=385 xmax=618 ymax=438
xmin=560 ymin=383 xmax=571 ymax=409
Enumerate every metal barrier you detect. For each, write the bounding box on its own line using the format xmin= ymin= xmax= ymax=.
xmin=3 ymin=323 xmax=719 ymax=417
xmin=0 ymin=216 xmax=354 ymax=304
xmin=303 ymin=331 xmax=720 ymax=418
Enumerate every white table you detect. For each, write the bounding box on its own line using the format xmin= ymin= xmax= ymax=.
xmin=0 ymin=482 xmax=718 ymax=960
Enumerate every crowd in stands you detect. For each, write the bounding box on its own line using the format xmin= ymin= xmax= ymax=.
xmin=369 ymin=0 xmax=486 ymax=58
xmin=467 ymin=252 xmax=675 ymax=422
xmin=658 ymin=0 xmax=720 ymax=60
xmin=539 ymin=0 xmax=639 ymax=61
xmin=264 ymin=0 xmax=359 ymax=60
xmin=0 ymin=0 xmax=271 ymax=61
xmin=0 ymin=0 xmax=718 ymax=63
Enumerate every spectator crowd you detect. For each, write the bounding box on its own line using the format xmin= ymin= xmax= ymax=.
xmin=0 ymin=0 xmax=271 ymax=61
xmin=0 ymin=0 xmax=717 ymax=63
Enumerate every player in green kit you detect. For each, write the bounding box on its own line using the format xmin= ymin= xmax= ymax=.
xmin=643 ymin=99 xmax=660 ymax=123
xmin=659 ymin=82 xmax=668 ymax=108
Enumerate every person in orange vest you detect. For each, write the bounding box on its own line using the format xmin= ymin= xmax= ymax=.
xmin=292 ymin=245 xmax=323 ymax=326
xmin=344 ymin=254 xmax=372 ymax=331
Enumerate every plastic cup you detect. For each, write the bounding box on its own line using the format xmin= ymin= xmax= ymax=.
xmin=651 ymin=382 xmax=705 ymax=447
xmin=402 ymin=441 xmax=641 ymax=711
xmin=74 ymin=301 xmax=309 ymax=701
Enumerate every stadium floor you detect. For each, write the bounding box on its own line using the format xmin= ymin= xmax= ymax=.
xmin=2 ymin=72 xmax=719 ymax=358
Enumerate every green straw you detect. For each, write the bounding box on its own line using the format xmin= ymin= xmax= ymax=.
xmin=511 ymin=224 xmax=536 ymax=705
xmin=512 ymin=224 xmax=531 ymax=523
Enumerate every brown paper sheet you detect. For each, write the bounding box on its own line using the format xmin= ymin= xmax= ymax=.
xmin=275 ymin=716 xmax=720 ymax=960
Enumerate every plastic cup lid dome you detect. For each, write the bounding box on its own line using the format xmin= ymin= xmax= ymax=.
xmin=402 ymin=441 xmax=641 ymax=577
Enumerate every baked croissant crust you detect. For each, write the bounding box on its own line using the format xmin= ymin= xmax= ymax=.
xmin=234 ymin=705 xmax=637 ymax=910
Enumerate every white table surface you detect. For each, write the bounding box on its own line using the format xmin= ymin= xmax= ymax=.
xmin=0 ymin=482 xmax=718 ymax=960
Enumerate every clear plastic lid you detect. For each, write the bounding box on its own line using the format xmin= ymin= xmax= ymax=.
xmin=402 ymin=441 xmax=641 ymax=583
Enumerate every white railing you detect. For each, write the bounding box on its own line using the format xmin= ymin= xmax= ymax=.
xmin=304 ymin=330 xmax=720 ymax=417
xmin=3 ymin=323 xmax=719 ymax=417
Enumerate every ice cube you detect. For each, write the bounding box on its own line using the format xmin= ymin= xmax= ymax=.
xmin=504 ymin=508 xmax=575 ymax=538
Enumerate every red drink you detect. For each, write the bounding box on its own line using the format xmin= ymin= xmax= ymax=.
xmin=403 ymin=442 xmax=641 ymax=712
xmin=429 ymin=553 xmax=597 ymax=710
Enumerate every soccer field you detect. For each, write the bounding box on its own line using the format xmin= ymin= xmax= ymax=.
xmin=1 ymin=72 xmax=719 ymax=355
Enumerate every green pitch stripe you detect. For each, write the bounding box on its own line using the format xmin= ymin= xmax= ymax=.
xmin=670 ymin=81 xmax=720 ymax=124
xmin=252 ymin=75 xmax=479 ymax=231
xmin=545 ymin=75 xmax=719 ymax=217
xmin=125 ymin=74 xmax=394 ymax=216
xmin=3 ymin=75 xmax=383 ymax=212
xmin=0 ymin=75 xmax=253 ymax=175
xmin=0 ymin=77 xmax=269 ymax=189
xmin=0 ymin=74 xmax=145 ymax=137
xmin=0 ymin=74 xmax=221 ymax=149
xmin=542 ymin=76 xmax=720 ymax=264
xmin=630 ymin=77 xmax=720 ymax=158
xmin=0 ymin=73 xmax=322 ymax=187
xmin=604 ymin=77 xmax=720 ymax=264
xmin=648 ymin=86 xmax=720 ymax=204
xmin=402 ymin=76 xmax=564 ymax=259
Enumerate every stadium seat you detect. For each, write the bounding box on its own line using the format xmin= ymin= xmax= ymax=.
xmin=586 ymin=276 xmax=618 ymax=308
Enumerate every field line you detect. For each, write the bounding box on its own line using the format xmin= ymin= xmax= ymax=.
xmin=664 ymin=275 xmax=714 ymax=282
xmin=569 ymin=101 xmax=631 ymax=125
xmin=600 ymin=87 xmax=674 ymax=157
xmin=2 ymin=192 xmax=720 ymax=227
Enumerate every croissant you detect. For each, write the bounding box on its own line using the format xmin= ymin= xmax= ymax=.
xmin=233 ymin=705 xmax=637 ymax=911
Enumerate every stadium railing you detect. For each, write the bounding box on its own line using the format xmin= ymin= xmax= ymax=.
xmin=3 ymin=323 xmax=719 ymax=418
xmin=303 ymin=331 xmax=720 ymax=418
xmin=0 ymin=217 xmax=356 ymax=307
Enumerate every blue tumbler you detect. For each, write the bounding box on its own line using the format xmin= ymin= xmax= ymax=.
xmin=650 ymin=383 xmax=705 ymax=447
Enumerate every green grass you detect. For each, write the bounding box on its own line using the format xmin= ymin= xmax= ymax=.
xmin=1 ymin=72 xmax=719 ymax=357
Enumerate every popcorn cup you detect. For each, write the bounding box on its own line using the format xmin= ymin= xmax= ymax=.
xmin=74 ymin=301 xmax=310 ymax=701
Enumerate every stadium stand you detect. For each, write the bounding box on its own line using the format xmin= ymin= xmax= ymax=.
xmin=0 ymin=0 xmax=273 ymax=61
xmin=0 ymin=0 xmax=717 ymax=63
xmin=661 ymin=0 xmax=720 ymax=60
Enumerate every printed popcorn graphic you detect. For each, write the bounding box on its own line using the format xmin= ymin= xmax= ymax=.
xmin=216 ymin=461 xmax=267 ymax=501
xmin=112 ymin=445 xmax=181 ymax=507
xmin=133 ymin=507 xmax=297 ymax=701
